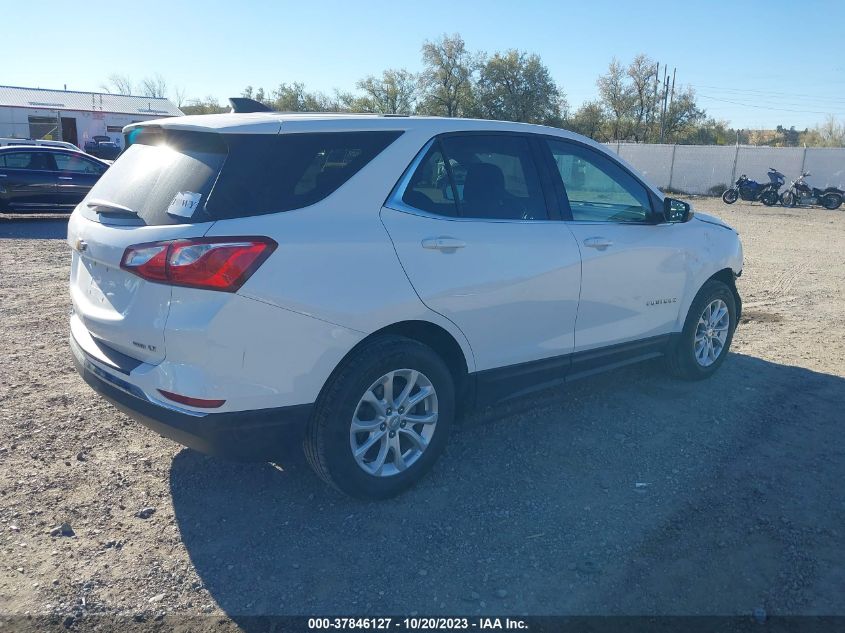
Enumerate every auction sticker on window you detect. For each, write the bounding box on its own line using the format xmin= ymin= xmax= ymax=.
xmin=167 ymin=191 xmax=202 ymax=218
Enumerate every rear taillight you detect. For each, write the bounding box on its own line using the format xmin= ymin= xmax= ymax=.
xmin=121 ymin=237 xmax=277 ymax=292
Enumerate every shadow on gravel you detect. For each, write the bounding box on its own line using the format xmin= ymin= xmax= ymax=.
xmin=169 ymin=353 xmax=845 ymax=622
xmin=0 ymin=217 xmax=68 ymax=239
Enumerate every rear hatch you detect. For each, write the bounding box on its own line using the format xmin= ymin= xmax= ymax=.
xmin=68 ymin=128 xmax=227 ymax=364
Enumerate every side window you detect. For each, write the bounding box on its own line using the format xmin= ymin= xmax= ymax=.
xmin=439 ymin=135 xmax=547 ymax=220
xmin=54 ymin=154 xmax=105 ymax=174
xmin=207 ymin=131 xmax=403 ymax=217
xmin=2 ymin=152 xmax=33 ymax=169
xmin=546 ymin=139 xmax=653 ymax=223
xmin=401 ymin=145 xmax=458 ymax=217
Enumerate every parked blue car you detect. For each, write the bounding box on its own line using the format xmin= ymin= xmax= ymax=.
xmin=0 ymin=147 xmax=108 ymax=212
xmin=83 ymin=136 xmax=121 ymax=160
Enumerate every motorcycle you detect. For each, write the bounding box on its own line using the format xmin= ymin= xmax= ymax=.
xmin=722 ymin=168 xmax=784 ymax=206
xmin=780 ymin=172 xmax=844 ymax=210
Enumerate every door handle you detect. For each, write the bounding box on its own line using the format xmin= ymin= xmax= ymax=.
xmin=583 ymin=237 xmax=613 ymax=250
xmin=421 ymin=237 xmax=466 ymax=251
xmin=58 ymin=176 xmax=73 ymax=180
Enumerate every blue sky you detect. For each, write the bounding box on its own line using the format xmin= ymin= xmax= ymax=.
xmin=5 ymin=0 xmax=845 ymax=129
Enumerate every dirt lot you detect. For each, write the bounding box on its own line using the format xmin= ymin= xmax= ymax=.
xmin=1 ymin=199 xmax=844 ymax=630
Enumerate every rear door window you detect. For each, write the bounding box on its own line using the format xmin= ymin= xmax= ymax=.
xmin=401 ymin=145 xmax=459 ymax=217
xmin=438 ymin=135 xmax=548 ymax=220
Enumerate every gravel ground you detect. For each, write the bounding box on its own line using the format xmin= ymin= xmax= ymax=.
xmin=1 ymin=199 xmax=844 ymax=630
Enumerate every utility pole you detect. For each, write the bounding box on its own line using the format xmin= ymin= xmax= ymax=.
xmin=650 ymin=62 xmax=660 ymax=141
xmin=659 ymin=67 xmax=669 ymax=143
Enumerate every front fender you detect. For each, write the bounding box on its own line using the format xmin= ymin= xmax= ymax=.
xmin=675 ymin=219 xmax=743 ymax=330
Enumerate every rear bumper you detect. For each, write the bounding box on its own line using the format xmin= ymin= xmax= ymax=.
xmin=71 ymin=335 xmax=313 ymax=461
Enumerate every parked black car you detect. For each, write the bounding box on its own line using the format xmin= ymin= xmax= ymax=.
xmin=0 ymin=147 xmax=108 ymax=212
xmin=84 ymin=135 xmax=121 ymax=160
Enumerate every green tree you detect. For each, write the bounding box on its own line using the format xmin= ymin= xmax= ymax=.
xmin=597 ymin=58 xmax=634 ymax=141
xmin=418 ymin=33 xmax=477 ymax=117
xmin=626 ymin=54 xmax=659 ymax=142
xmin=270 ymin=82 xmax=338 ymax=112
xmin=355 ymin=69 xmax=418 ymax=114
xmin=567 ymin=101 xmax=607 ymax=140
xmin=181 ymin=96 xmax=228 ymax=115
xmin=661 ymin=87 xmax=705 ymax=143
xmin=476 ymin=50 xmax=567 ymax=125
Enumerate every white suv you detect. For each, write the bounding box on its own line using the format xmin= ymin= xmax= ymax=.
xmin=68 ymin=114 xmax=743 ymax=498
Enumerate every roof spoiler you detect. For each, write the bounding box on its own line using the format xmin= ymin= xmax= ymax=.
xmin=228 ymin=97 xmax=273 ymax=114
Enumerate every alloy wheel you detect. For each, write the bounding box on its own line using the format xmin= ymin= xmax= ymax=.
xmin=349 ymin=369 xmax=439 ymax=477
xmin=693 ymin=299 xmax=730 ymax=367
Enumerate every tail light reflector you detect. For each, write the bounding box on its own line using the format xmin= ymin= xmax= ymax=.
xmin=157 ymin=389 xmax=225 ymax=409
xmin=121 ymin=237 xmax=277 ymax=292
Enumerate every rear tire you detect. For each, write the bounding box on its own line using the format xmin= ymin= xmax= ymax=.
xmin=760 ymin=190 xmax=779 ymax=206
xmin=304 ymin=335 xmax=454 ymax=499
xmin=722 ymin=189 xmax=738 ymax=204
xmin=821 ymin=193 xmax=842 ymax=210
xmin=665 ymin=280 xmax=737 ymax=381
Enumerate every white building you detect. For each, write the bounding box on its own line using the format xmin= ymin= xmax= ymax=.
xmin=0 ymin=85 xmax=183 ymax=149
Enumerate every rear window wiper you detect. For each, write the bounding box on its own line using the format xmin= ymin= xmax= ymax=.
xmin=86 ymin=199 xmax=137 ymax=218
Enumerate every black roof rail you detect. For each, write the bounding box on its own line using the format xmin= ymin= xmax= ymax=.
xmin=228 ymin=97 xmax=273 ymax=114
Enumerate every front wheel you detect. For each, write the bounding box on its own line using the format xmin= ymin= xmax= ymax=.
xmin=760 ymin=190 xmax=779 ymax=206
xmin=722 ymin=189 xmax=738 ymax=204
xmin=821 ymin=193 xmax=843 ymax=210
xmin=665 ymin=280 xmax=737 ymax=380
xmin=781 ymin=191 xmax=796 ymax=207
xmin=304 ymin=335 xmax=454 ymax=499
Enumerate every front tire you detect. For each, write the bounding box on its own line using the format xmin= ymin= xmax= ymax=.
xmin=781 ymin=191 xmax=796 ymax=207
xmin=722 ymin=189 xmax=738 ymax=204
xmin=304 ymin=335 xmax=454 ymax=499
xmin=665 ymin=280 xmax=737 ymax=380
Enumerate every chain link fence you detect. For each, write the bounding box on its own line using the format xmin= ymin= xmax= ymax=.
xmin=605 ymin=142 xmax=845 ymax=195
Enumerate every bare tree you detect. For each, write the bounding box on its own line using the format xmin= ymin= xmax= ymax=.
xmin=101 ymin=73 xmax=134 ymax=95
xmin=139 ymin=74 xmax=168 ymax=99
xmin=173 ymin=85 xmax=187 ymax=108
xmin=806 ymin=115 xmax=845 ymax=147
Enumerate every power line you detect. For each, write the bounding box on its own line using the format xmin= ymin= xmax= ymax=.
xmin=697 ymin=93 xmax=844 ymax=116
xmin=690 ymin=83 xmax=845 ymax=104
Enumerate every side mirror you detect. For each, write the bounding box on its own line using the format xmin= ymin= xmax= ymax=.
xmin=663 ymin=197 xmax=692 ymax=223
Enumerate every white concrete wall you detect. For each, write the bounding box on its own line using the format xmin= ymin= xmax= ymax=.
xmin=0 ymin=106 xmax=159 ymax=148
xmin=607 ymin=142 xmax=845 ymax=194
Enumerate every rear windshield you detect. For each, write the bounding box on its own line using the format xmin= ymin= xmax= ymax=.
xmin=85 ymin=128 xmax=403 ymax=225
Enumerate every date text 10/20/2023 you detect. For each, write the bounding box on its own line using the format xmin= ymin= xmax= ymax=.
xmin=307 ymin=617 xmax=529 ymax=630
